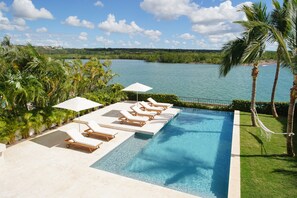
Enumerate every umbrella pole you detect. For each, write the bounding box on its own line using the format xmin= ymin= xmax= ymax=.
xmin=78 ymin=112 xmax=81 ymax=132
xmin=137 ymin=91 xmax=138 ymax=106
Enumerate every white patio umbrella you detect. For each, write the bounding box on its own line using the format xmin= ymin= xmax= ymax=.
xmin=122 ymin=82 xmax=152 ymax=104
xmin=53 ymin=97 xmax=102 ymax=131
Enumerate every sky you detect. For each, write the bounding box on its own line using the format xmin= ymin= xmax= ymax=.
xmin=0 ymin=0 xmax=276 ymax=50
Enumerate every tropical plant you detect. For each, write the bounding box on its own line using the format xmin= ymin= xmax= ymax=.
xmin=0 ymin=118 xmax=19 ymax=144
xmin=285 ymin=0 xmax=297 ymax=157
xmin=240 ymin=0 xmax=294 ymax=156
xmin=84 ymin=83 xmax=127 ymax=105
xmin=20 ymin=112 xmax=36 ymax=138
xmin=220 ymin=2 xmax=269 ymax=126
xmin=0 ymin=37 xmax=127 ymax=144
xmin=270 ymin=0 xmax=292 ymax=117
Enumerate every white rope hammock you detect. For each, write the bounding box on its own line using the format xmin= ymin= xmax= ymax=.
xmin=251 ymin=109 xmax=295 ymax=140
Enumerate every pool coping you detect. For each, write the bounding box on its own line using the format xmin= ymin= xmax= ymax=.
xmin=228 ymin=110 xmax=241 ymax=198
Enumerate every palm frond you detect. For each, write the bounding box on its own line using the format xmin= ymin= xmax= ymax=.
xmin=242 ymin=41 xmax=265 ymax=63
xmin=219 ymin=38 xmax=247 ymax=77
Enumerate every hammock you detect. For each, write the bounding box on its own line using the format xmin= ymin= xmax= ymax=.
xmin=251 ymin=109 xmax=295 ymax=140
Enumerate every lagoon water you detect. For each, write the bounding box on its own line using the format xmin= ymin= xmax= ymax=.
xmin=109 ymin=59 xmax=292 ymax=102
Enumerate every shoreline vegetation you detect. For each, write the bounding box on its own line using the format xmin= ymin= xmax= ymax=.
xmin=36 ymin=47 xmax=277 ymax=65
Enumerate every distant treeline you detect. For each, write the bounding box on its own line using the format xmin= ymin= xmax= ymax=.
xmin=37 ymin=47 xmax=277 ymax=64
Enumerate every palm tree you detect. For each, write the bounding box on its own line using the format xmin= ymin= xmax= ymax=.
xmin=285 ymin=0 xmax=297 ymax=157
xmin=220 ymin=2 xmax=269 ymax=126
xmin=1 ymin=35 xmax=11 ymax=46
xmin=26 ymin=48 xmax=69 ymax=106
xmin=238 ymin=0 xmax=294 ymax=156
xmin=270 ymin=0 xmax=291 ymax=118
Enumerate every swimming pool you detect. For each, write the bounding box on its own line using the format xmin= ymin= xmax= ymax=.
xmin=91 ymin=108 xmax=234 ymax=197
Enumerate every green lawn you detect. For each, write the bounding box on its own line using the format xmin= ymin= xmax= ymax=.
xmin=240 ymin=112 xmax=297 ymax=198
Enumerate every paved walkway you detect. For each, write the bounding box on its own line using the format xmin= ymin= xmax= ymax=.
xmin=0 ymin=102 xmax=196 ymax=198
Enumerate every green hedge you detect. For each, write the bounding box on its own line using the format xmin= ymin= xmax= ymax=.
xmin=231 ymin=100 xmax=292 ymax=116
xmin=178 ymin=102 xmax=231 ymax=111
xmin=127 ymin=94 xmax=295 ymax=116
xmin=126 ymin=92 xmax=179 ymax=104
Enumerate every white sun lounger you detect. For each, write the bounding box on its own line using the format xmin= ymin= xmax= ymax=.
xmin=147 ymin=97 xmax=173 ymax=109
xmin=119 ymin=110 xmax=149 ymax=126
xmin=64 ymin=128 xmax=103 ymax=152
xmin=131 ymin=105 xmax=157 ymax=120
xmin=139 ymin=101 xmax=163 ymax=115
xmin=85 ymin=120 xmax=118 ymax=141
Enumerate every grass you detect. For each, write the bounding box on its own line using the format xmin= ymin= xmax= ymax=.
xmin=240 ymin=112 xmax=297 ymax=198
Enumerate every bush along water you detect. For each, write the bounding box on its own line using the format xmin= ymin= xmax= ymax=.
xmin=231 ymin=100 xmax=294 ymax=116
xmin=127 ymin=93 xmax=294 ymax=116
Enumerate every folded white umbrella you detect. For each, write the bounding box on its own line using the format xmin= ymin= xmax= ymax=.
xmin=122 ymin=82 xmax=152 ymax=104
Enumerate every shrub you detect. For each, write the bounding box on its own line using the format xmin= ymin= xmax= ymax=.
xmin=231 ymin=100 xmax=292 ymax=116
xmin=178 ymin=101 xmax=231 ymax=111
xmin=127 ymin=94 xmax=295 ymax=116
xmin=126 ymin=93 xmax=179 ymax=104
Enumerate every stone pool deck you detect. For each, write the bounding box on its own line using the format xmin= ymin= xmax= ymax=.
xmin=0 ymin=102 xmax=196 ymax=198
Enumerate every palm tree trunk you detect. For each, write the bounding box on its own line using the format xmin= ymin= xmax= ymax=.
xmin=251 ymin=64 xmax=259 ymax=127
xmin=286 ymin=75 xmax=297 ymax=157
xmin=271 ymin=48 xmax=281 ymax=118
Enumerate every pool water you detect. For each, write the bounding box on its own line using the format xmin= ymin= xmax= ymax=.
xmin=91 ymin=108 xmax=234 ymax=198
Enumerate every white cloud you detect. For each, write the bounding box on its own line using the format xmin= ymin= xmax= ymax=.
xmin=0 ymin=11 xmax=27 ymax=31
xmin=98 ymin=14 xmax=140 ymax=34
xmin=25 ymin=33 xmax=31 ymax=38
xmin=195 ymin=39 xmax=207 ymax=48
xmin=35 ymin=39 xmax=65 ymax=47
xmin=36 ymin=27 xmax=47 ymax=33
xmin=189 ymin=1 xmax=249 ymax=35
xmin=63 ymin=16 xmax=94 ymax=29
xmin=116 ymin=40 xmax=143 ymax=48
xmin=94 ymin=1 xmax=104 ymax=7
xmin=0 ymin=2 xmax=8 ymax=11
xmin=11 ymin=0 xmax=53 ymax=20
xmin=9 ymin=33 xmax=70 ymax=47
xmin=140 ymin=0 xmax=196 ymax=20
xmin=140 ymin=0 xmax=248 ymax=23
xmin=192 ymin=22 xmax=239 ymax=35
xmin=13 ymin=18 xmax=27 ymax=30
xmin=172 ymin=40 xmax=180 ymax=46
xmin=143 ymin=30 xmax=162 ymax=41
xmin=179 ymin=33 xmax=195 ymax=40
xmin=96 ymin=36 xmax=114 ymax=45
xmin=140 ymin=0 xmax=251 ymax=46
xmin=163 ymin=39 xmax=182 ymax=47
xmin=146 ymin=42 xmax=156 ymax=48
xmin=98 ymin=14 xmax=161 ymax=40
xmin=188 ymin=1 xmax=246 ymax=24
xmin=13 ymin=18 xmax=26 ymax=26
xmin=78 ymin=32 xmax=88 ymax=41
xmin=0 ymin=12 xmax=13 ymax=30
xmin=208 ymin=33 xmax=237 ymax=44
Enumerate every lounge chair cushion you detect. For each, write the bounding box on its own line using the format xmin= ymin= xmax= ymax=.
xmin=131 ymin=105 xmax=157 ymax=116
xmin=139 ymin=101 xmax=163 ymax=111
xmin=65 ymin=128 xmax=103 ymax=147
xmin=120 ymin=110 xmax=149 ymax=122
xmin=87 ymin=120 xmax=118 ymax=136
xmin=147 ymin=97 xmax=173 ymax=107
